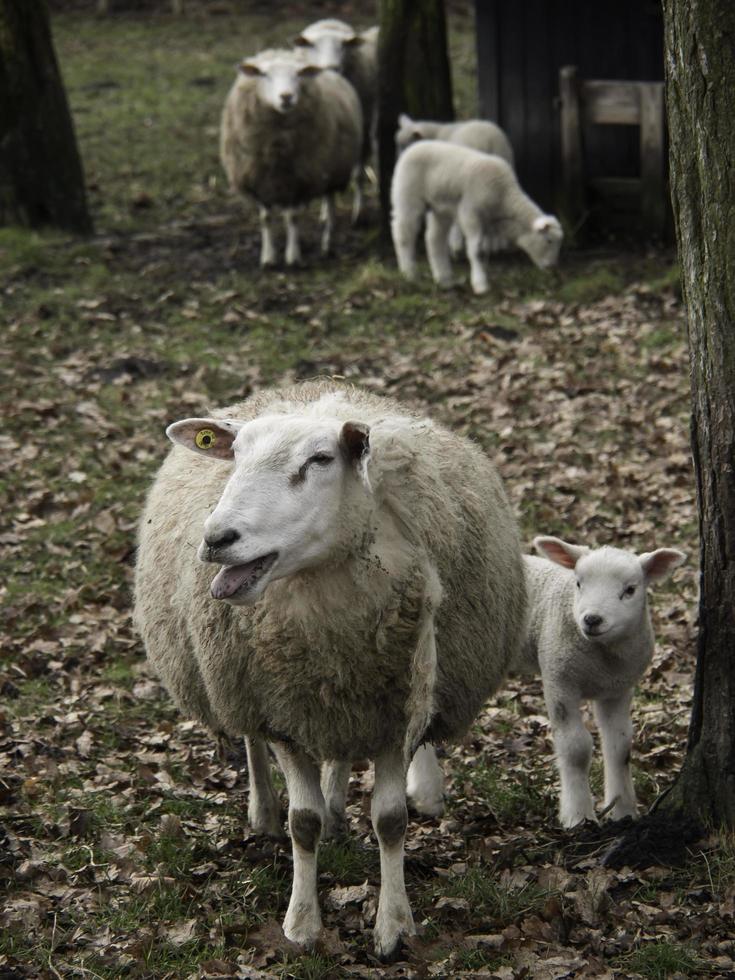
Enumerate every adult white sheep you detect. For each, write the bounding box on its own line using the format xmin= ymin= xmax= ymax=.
xmin=391 ymin=140 xmax=563 ymax=294
xmin=294 ymin=19 xmax=379 ymax=223
xmin=220 ymin=48 xmax=362 ymax=267
xmin=134 ymin=381 xmax=526 ymax=958
xmin=518 ymin=537 xmax=685 ymax=828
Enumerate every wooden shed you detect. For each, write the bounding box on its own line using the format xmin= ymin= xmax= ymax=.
xmin=474 ymin=0 xmax=668 ymax=236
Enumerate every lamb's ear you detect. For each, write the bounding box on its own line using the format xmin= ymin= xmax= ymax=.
xmin=344 ymin=34 xmax=365 ymax=47
xmin=293 ymin=34 xmax=312 ymax=47
xmin=398 ymin=113 xmax=412 ymax=127
xmin=298 ymin=64 xmax=322 ymax=77
xmin=639 ymin=548 xmax=686 ymax=583
xmin=534 ymin=536 xmax=589 ymax=569
xmin=239 ymin=61 xmax=263 ymax=77
xmin=166 ymin=418 xmax=243 ymax=461
xmin=339 ymin=421 xmax=371 ymax=487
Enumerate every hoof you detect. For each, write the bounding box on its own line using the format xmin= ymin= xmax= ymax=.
xmin=374 ymin=907 xmax=415 ymax=961
xmin=283 ymin=905 xmax=322 ymax=948
xmin=408 ymin=794 xmax=444 ymax=819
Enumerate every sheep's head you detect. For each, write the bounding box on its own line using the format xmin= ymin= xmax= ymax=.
xmin=167 ymin=414 xmax=371 ymax=605
xmin=237 ymin=49 xmax=321 ymax=113
xmin=534 ymin=537 xmax=685 ymax=643
xmin=394 ymin=114 xmax=428 ymax=154
xmin=294 ymin=19 xmax=362 ymax=72
xmin=516 ymin=215 xmax=563 ymax=269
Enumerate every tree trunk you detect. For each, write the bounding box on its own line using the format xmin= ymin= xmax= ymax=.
xmin=0 ymin=0 xmax=92 ymax=233
xmin=661 ymin=0 xmax=735 ymax=825
xmin=377 ymin=0 xmax=453 ymax=237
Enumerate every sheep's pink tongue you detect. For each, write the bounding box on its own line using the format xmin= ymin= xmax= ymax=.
xmin=211 ymin=563 xmax=256 ymax=600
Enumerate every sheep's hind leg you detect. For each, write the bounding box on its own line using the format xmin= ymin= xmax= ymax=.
xmin=273 ymin=742 xmax=325 ymax=947
xmin=320 ymin=760 xmax=351 ymax=838
xmin=320 ymin=195 xmax=335 ymax=256
xmin=458 ymin=207 xmax=489 ymax=294
xmin=351 ymin=165 xmax=365 ymax=226
xmin=245 ymin=736 xmax=285 ymax=840
xmin=406 ymin=744 xmax=444 ymax=817
xmin=546 ymin=690 xmax=595 ymax=828
xmin=593 ymin=691 xmax=637 ymax=820
xmin=283 ymin=209 xmax=302 ymax=266
xmin=425 ymin=211 xmax=455 ymax=289
xmin=372 ymin=747 xmax=415 ymax=960
xmin=259 ymin=206 xmax=276 ymax=268
xmin=448 ymin=221 xmax=464 ymax=257
xmin=391 ymin=209 xmax=421 ymax=282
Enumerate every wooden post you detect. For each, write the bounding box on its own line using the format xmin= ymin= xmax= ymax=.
xmin=639 ymin=81 xmax=666 ymax=237
xmin=559 ymin=65 xmax=585 ymax=227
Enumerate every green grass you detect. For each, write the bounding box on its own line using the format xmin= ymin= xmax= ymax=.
xmin=615 ymin=940 xmax=703 ymax=979
xmin=434 ymin=866 xmax=552 ymax=925
xmin=462 ymin=762 xmax=550 ymax=824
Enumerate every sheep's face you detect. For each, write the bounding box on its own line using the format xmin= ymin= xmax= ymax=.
xmin=534 ymin=537 xmax=685 ymax=644
xmin=239 ymin=53 xmax=320 ymax=113
xmin=516 ymin=216 xmax=563 ymax=269
xmin=294 ymin=20 xmax=361 ymax=72
xmin=395 ymin=114 xmax=427 ymax=154
xmin=167 ymin=414 xmax=370 ymax=605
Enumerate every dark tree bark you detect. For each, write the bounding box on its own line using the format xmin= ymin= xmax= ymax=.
xmin=377 ymin=0 xmax=453 ymax=236
xmin=0 ymin=0 xmax=92 ymax=233
xmin=661 ymin=0 xmax=735 ymax=824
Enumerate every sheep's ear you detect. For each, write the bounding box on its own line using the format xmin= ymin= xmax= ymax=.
xmin=239 ymin=62 xmax=263 ymax=77
xmin=298 ymin=64 xmax=322 ymax=77
xmin=344 ymin=34 xmax=365 ymax=47
xmin=294 ymin=34 xmax=312 ymax=47
xmin=534 ymin=536 xmax=588 ymax=569
xmin=339 ymin=421 xmax=370 ymax=462
xmin=166 ymin=418 xmax=242 ymax=461
xmin=398 ymin=113 xmax=412 ymax=127
xmin=639 ymin=548 xmax=686 ymax=583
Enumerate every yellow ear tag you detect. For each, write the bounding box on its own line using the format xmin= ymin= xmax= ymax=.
xmin=195 ymin=428 xmax=216 ymax=450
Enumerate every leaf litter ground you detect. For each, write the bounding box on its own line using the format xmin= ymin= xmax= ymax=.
xmin=2 ymin=5 xmax=733 ymax=980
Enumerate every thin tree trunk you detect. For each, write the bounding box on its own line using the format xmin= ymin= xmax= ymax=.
xmin=377 ymin=0 xmax=453 ymax=237
xmin=0 ymin=0 xmax=92 ymax=233
xmin=661 ymin=0 xmax=735 ymax=824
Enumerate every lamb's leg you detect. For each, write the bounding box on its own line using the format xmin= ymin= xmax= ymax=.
xmin=320 ymin=760 xmax=351 ymax=838
xmin=272 ymin=742 xmax=325 ymax=947
xmin=593 ymin=691 xmax=637 ymax=820
xmin=320 ymin=195 xmax=335 ymax=256
xmin=351 ymin=164 xmax=365 ymax=226
xmin=391 ymin=208 xmax=421 ymax=282
xmin=448 ymin=221 xmax=464 ymax=257
xmin=424 ymin=211 xmax=454 ymax=289
xmin=458 ymin=207 xmax=489 ymax=295
xmin=372 ymin=747 xmax=415 ymax=959
xmin=259 ymin=206 xmax=276 ymax=268
xmin=283 ymin=209 xmax=302 ymax=266
xmin=546 ymin=689 xmax=595 ymax=828
xmin=245 ymin=736 xmax=285 ymax=839
xmin=406 ymin=744 xmax=444 ymax=817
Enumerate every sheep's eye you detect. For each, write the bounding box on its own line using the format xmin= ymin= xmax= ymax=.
xmin=623 ymin=585 xmax=636 ymax=598
xmin=575 ymin=580 xmax=580 ymax=589
xmin=308 ymin=453 xmax=334 ymax=466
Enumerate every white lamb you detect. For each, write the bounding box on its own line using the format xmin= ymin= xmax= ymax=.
xmin=294 ymin=19 xmax=379 ymax=222
xmin=134 ymin=381 xmax=526 ymax=958
xmin=220 ymin=48 xmax=362 ymax=267
xmin=391 ymin=140 xmax=563 ymax=294
xmin=518 ymin=536 xmax=686 ymax=829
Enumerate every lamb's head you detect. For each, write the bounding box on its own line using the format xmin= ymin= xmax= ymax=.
xmin=237 ymin=49 xmax=321 ymax=113
xmin=395 ymin=114 xmax=429 ymax=153
xmin=534 ymin=537 xmax=685 ymax=643
xmin=516 ymin=215 xmax=563 ymax=269
xmin=167 ymin=414 xmax=371 ymax=605
xmin=294 ymin=19 xmax=362 ymax=72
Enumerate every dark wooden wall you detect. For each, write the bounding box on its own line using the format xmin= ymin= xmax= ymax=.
xmin=475 ymin=0 xmax=664 ymax=213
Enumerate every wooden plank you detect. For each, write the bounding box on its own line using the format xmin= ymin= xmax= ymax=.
xmin=524 ymin=0 xmax=553 ymax=207
xmin=582 ymin=80 xmax=643 ymax=125
xmin=639 ymin=82 xmax=666 ymax=235
xmin=559 ymin=65 xmax=585 ymax=223
xmin=475 ymin=0 xmax=500 ymax=121
xmin=589 ymin=177 xmax=641 ymax=198
xmin=501 ymin=1 xmax=526 ymax=185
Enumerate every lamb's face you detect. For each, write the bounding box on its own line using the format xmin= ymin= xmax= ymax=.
xmin=166 ymin=414 xmax=370 ymax=606
xmin=294 ymin=22 xmax=360 ymax=72
xmin=394 ymin=114 xmax=426 ymax=154
xmin=239 ymin=53 xmax=320 ymax=113
xmin=517 ymin=215 xmax=563 ymax=269
xmin=572 ymin=550 xmax=649 ymax=642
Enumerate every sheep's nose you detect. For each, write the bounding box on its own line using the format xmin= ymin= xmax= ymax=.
xmin=280 ymin=92 xmax=294 ymax=108
xmin=583 ymin=614 xmax=603 ymax=629
xmin=204 ymin=528 xmax=240 ymax=550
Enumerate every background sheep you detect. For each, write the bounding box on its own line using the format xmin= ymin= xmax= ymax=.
xmin=518 ymin=536 xmax=685 ymax=828
xmin=134 ymin=380 xmax=526 ymax=958
xmin=220 ymin=48 xmax=362 ymax=267
xmin=295 ymin=19 xmax=379 ymax=223
xmin=391 ymin=140 xmax=563 ymax=294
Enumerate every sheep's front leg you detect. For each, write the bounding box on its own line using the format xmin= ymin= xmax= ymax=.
xmin=406 ymin=744 xmax=444 ymax=817
xmin=283 ymin=209 xmax=302 ymax=266
xmin=272 ymin=742 xmax=325 ymax=947
xmin=593 ymin=691 xmax=637 ymax=820
xmin=320 ymin=759 xmax=351 ymax=838
xmin=546 ymin=689 xmax=595 ymax=828
xmin=319 ymin=195 xmax=335 ymax=256
xmin=448 ymin=221 xmax=464 ymax=257
xmin=424 ymin=211 xmax=454 ymax=289
xmin=391 ymin=209 xmax=421 ymax=281
xmin=351 ymin=165 xmax=365 ymax=226
xmin=259 ymin=206 xmax=276 ymax=267
xmin=245 ymin=736 xmax=285 ymax=839
xmin=372 ymin=747 xmax=415 ymax=959
xmin=458 ymin=207 xmax=489 ymax=294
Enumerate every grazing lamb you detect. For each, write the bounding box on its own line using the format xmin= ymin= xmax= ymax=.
xmin=391 ymin=140 xmax=563 ymax=294
xmin=134 ymin=381 xmax=526 ymax=958
xmin=295 ymin=19 xmax=379 ymax=222
xmin=220 ymin=48 xmax=362 ymax=266
xmin=517 ymin=536 xmax=686 ymax=828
